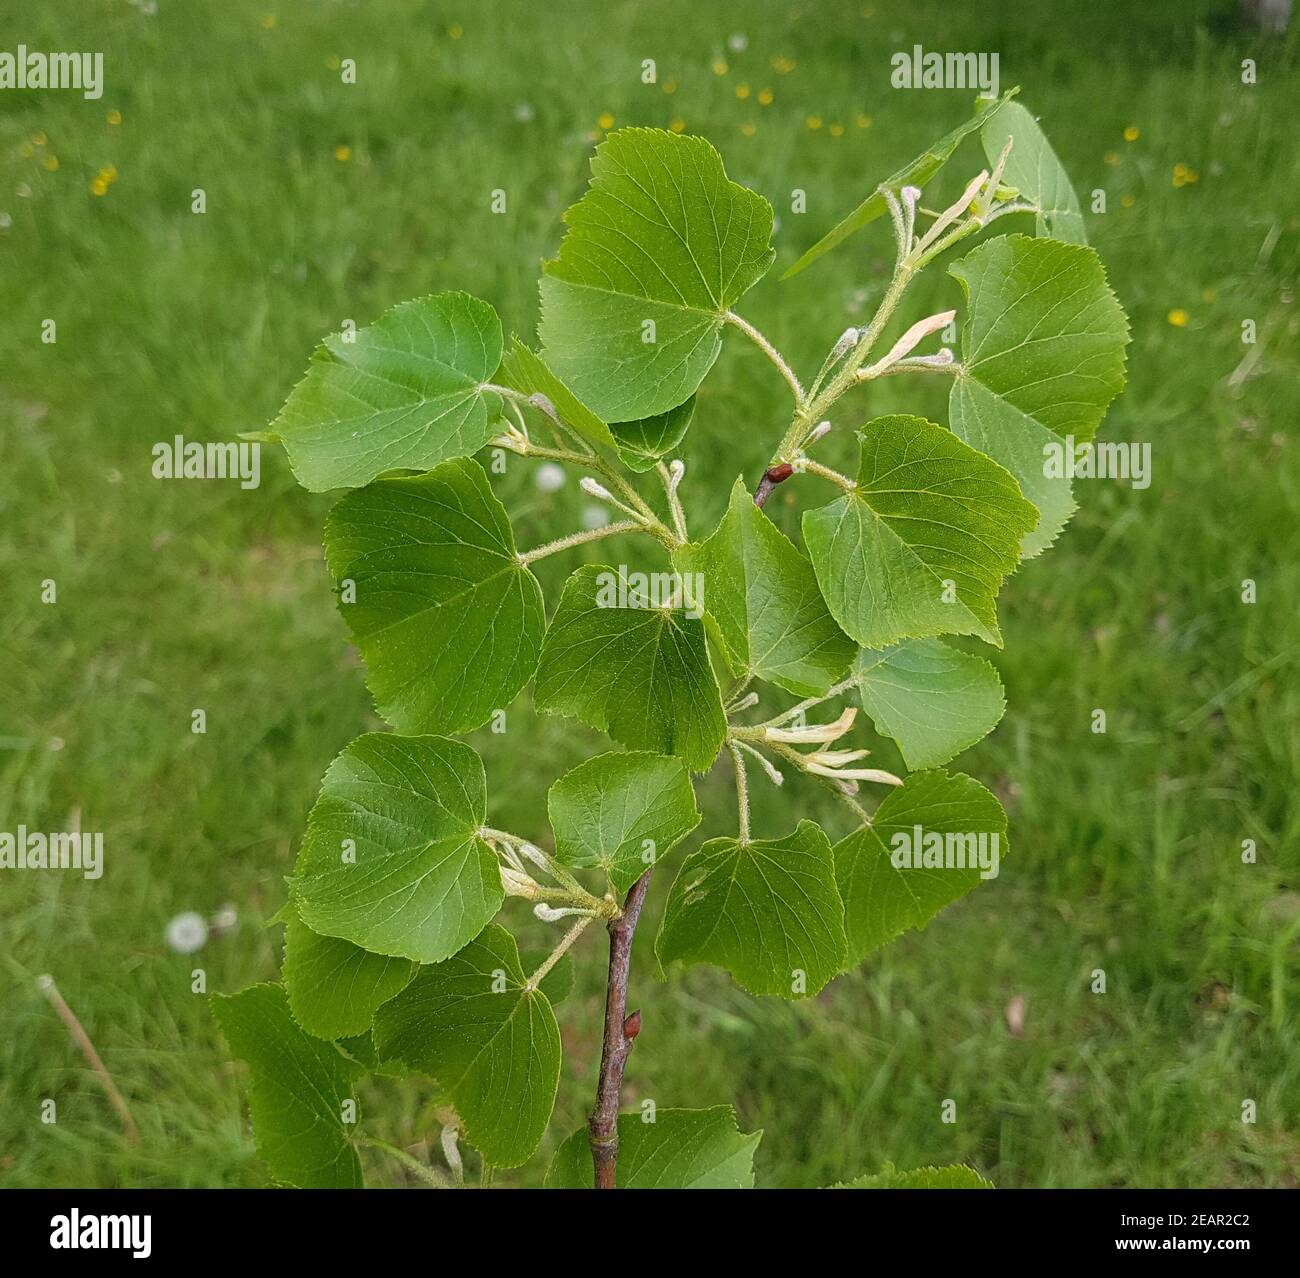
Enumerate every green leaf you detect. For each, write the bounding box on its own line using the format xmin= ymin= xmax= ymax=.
xmin=498 ymin=338 xmax=619 ymax=455
xmin=836 ymin=1161 xmax=994 ymax=1189
xmin=834 ymin=770 xmax=1008 ymax=965
xmin=656 ymin=820 xmax=846 ymax=997
xmin=782 ymin=88 xmax=1018 ymax=279
xmin=534 ymin=564 xmax=726 ymax=772
xmin=949 ymin=234 xmax=1129 ymax=444
xmin=855 ymin=639 xmax=1005 ymax=770
xmin=283 ymin=907 xmax=415 ymax=1040
xmin=948 ymin=235 xmax=1128 ymax=555
xmin=948 ymin=377 xmax=1075 ymax=559
xmin=373 ymin=924 xmax=560 ymax=1168
xmin=676 ymin=477 xmax=854 ymax=696
xmin=268 ymin=292 xmax=502 ymax=492
xmin=802 ymin=415 xmax=1038 ymax=650
xmin=548 ymin=750 xmax=701 ymax=895
xmin=981 ymin=101 xmax=1086 ymax=244
xmin=212 ymin=983 xmax=362 ymax=1188
xmin=518 ymin=949 xmax=575 ymax=1005
xmin=610 ymin=397 xmax=696 ymax=473
xmin=323 ymin=458 xmax=545 ymax=734
xmin=546 ymin=1106 xmax=762 ymax=1188
xmin=539 ymin=128 xmax=775 ymax=420
xmin=290 ymin=733 xmax=503 ymax=965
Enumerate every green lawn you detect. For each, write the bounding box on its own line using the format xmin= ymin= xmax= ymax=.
xmin=1 ymin=0 xmax=1297 ymax=1189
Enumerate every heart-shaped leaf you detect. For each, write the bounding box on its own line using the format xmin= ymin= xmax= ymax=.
xmin=548 ymin=751 xmax=701 ymax=895
xmin=268 ymin=292 xmax=502 ymax=492
xmin=282 ymin=908 xmax=415 ymax=1040
xmin=373 ymin=925 xmax=560 ymax=1168
xmin=540 ymin=128 xmax=775 ymax=420
xmin=610 ymin=397 xmax=696 ymax=472
xmin=676 ymin=477 xmax=854 ymax=696
xmin=657 ymin=820 xmax=847 ymax=998
xmin=290 ymin=733 xmax=502 ymax=965
xmin=546 ymin=1106 xmax=762 ymax=1188
xmin=534 ymin=564 xmax=726 ymax=772
xmin=947 ymin=235 xmax=1129 ymax=557
xmin=498 ymin=338 xmax=619 ymax=455
xmin=855 ymin=639 xmax=1005 ymax=770
xmin=834 ymin=769 xmax=1008 ymax=966
xmin=981 ymin=101 xmax=1086 ymax=244
xmin=212 ymin=983 xmax=363 ymax=1188
xmin=802 ymin=415 xmax=1038 ymax=649
xmin=324 ymin=458 xmax=545 ymax=734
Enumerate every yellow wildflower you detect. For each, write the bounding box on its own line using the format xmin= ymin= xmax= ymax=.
xmin=670 ymin=118 xmax=685 ymax=133
xmin=806 ymin=115 xmax=822 ymax=130
xmin=334 ymin=144 xmax=352 ymax=162
xmin=829 ymin=122 xmax=844 ymax=137
xmin=42 ymin=155 xmax=59 ymax=171
xmin=449 ymin=24 xmax=463 ymax=39
xmin=757 ymin=88 xmax=774 ymax=106
xmin=90 ymin=176 xmax=108 ymax=196
xmin=1123 ymin=125 xmax=1139 ymax=142
xmin=712 ymin=57 xmax=728 ymax=76
xmin=598 ymin=111 xmax=615 ymax=130
xmin=855 ymin=113 xmax=872 ymax=128
xmin=107 ymin=109 xmax=122 ymax=125
xmin=735 ymin=83 xmax=750 ymax=100
xmin=741 ymin=121 xmax=757 ymax=137
xmin=1167 ymin=309 xmax=1188 ymax=327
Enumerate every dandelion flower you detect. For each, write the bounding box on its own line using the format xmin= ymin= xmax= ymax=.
xmin=662 ymin=77 xmax=677 ymax=95
xmin=449 ymin=24 xmax=463 ymax=39
xmin=855 ymin=113 xmax=872 ymax=128
xmin=757 ymin=88 xmax=774 ymax=106
xmin=90 ymin=176 xmax=108 ymax=196
xmin=1123 ymin=125 xmax=1139 ymax=142
xmin=741 ymin=121 xmax=757 ymax=137
xmin=42 ymin=155 xmax=59 ymax=171
xmin=711 ymin=57 xmax=728 ymax=76
xmin=166 ymin=912 xmax=209 ymax=954
xmin=670 ymin=117 xmax=685 ymax=133
xmin=107 ymin=109 xmax=122 ymax=125
xmin=829 ymin=121 xmax=844 ymax=137
xmin=334 ymin=144 xmax=351 ymax=162
xmin=597 ymin=111 xmax=615 ymax=130
xmin=806 ymin=114 xmax=822 ymax=130
xmin=1167 ymin=309 xmax=1189 ymax=327
xmin=735 ymin=83 xmax=750 ymax=100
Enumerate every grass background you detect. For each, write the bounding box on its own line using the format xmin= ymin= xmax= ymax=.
xmin=1 ymin=0 xmax=1297 ymax=1189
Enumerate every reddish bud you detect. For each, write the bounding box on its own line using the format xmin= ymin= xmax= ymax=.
xmin=765 ymin=463 xmax=794 ymax=484
xmin=623 ymin=1009 xmax=641 ymax=1040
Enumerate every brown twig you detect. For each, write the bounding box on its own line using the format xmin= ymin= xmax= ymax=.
xmin=37 ymin=973 xmax=140 ymax=1143
xmin=588 ymin=869 xmax=653 ymax=1188
xmin=752 ymin=462 xmax=794 ymax=509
